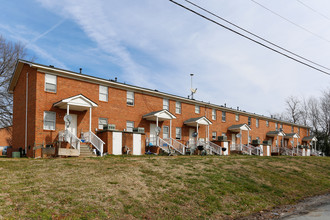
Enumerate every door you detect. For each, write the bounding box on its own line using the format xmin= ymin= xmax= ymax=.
xmin=150 ymin=123 xmax=156 ymax=146
xmin=68 ymin=114 xmax=78 ymax=137
xmin=223 ymin=142 xmax=228 ymax=156
xmin=133 ymin=133 xmax=142 ymax=155
xmin=112 ymin=132 xmax=122 ymax=155
xmin=189 ymin=128 xmax=196 ymax=147
xmin=231 ymin=134 xmax=236 ymax=150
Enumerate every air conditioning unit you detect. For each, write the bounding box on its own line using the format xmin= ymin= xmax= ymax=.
xmin=263 ymin=140 xmax=271 ymax=145
xmin=133 ymin=127 xmax=145 ymax=133
xmin=103 ymin=124 xmax=116 ymax=130
xmin=217 ymin=136 xmax=227 ymax=142
xmin=252 ymin=139 xmax=261 ymax=145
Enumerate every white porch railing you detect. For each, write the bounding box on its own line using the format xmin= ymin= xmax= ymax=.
xmin=158 ymin=137 xmax=175 ymax=154
xmin=59 ymin=130 xmax=81 ymax=151
xmin=83 ymin=131 xmax=105 ymax=156
xmin=207 ymin=141 xmax=222 ymax=155
xmin=282 ymin=147 xmax=294 ymax=156
xmin=230 ymin=144 xmax=243 ymax=151
xmin=164 ymin=138 xmax=186 ymax=155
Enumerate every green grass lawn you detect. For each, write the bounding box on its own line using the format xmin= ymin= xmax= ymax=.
xmin=0 ymin=155 xmax=329 ymax=219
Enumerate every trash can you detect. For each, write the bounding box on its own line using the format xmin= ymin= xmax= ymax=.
xmin=12 ymin=152 xmax=21 ymax=158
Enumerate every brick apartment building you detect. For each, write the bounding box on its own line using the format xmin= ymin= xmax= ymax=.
xmin=7 ymin=60 xmax=316 ymax=158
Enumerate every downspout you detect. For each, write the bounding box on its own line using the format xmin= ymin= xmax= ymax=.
xmin=25 ymin=72 xmax=29 ymax=154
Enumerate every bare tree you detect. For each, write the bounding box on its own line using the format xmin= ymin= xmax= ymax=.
xmin=299 ymin=97 xmax=309 ymax=126
xmin=0 ymin=35 xmax=27 ymax=128
xmin=285 ymin=96 xmax=301 ymax=124
xmin=307 ymin=97 xmax=320 ymax=133
xmin=319 ymin=89 xmax=330 ymax=136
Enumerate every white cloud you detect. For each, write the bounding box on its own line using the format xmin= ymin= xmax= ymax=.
xmin=34 ymin=0 xmax=330 ymax=115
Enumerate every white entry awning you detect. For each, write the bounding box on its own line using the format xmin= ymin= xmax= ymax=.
xmin=142 ymin=109 xmax=176 ymax=121
xmin=53 ymin=94 xmax=98 ymax=111
xmin=266 ymin=130 xmax=285 ymax=137
xmin=302 ymin=136 xmax=318 ymax=142
xmin=284 ymin=133 xmax=300 ymax=139
xmin=227 ymin=124 xmax=251 ymax=132
xmin=184 ymin=116 xmax=212 ymax=127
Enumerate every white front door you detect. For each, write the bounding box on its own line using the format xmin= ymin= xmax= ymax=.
xmin=68 ymin=114 xmax=78 ymax=137
xmin=231 ymin=134 xmax=236 ymax=150
xmin=189 ymin=128 xmax=196 ymax=147
xmin=150 ymin=123 xmax=156 ymax=146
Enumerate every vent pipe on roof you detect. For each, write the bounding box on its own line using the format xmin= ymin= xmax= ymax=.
xmin=115 ymin=77 xmax=117 ymax=82
xmin=224 ymin=103 xmax=226 ymax=107
xmin=79 ymin=68 xmax=82 ymax=74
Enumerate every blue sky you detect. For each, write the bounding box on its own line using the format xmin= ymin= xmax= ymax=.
xmin=1 ymin=0 xmax=330 ymax=117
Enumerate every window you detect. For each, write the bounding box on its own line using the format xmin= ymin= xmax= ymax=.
xmin=235 ymin=114 xmax=239 ymax=121
xmin=175 ymin=127 xmax=181 ymax=140
xmin=98 ymin=118 xmax=108 ymax=130
xmin=212 ymin=131 xmax=217 ymax=140
xmin=163 ymin=126 xmax=169 ymax=139
xmin=175 ymin=101 xmax=181 ymax=114
xmin=248 ymin=136 xmax=252 ymax=144
xmin=99 ymin=85 xmax=108 ymax=101
xmin=222 ymin=132 xmax=226 ymax=136
xmin=275 ymin=123 xmax=278 ymax=130
xmin=126 ymin=121 xmax=134 ymax=132
xmin=280 ymin=124 xmax=283 ymax=129
xmin=222 ymin=111 xmax=226 ymax=122
xmin=248 ymin=117 xmax=251 ymax=126
xmin=256 ymin=119 xmax=259 ymax=128
xmin=298 ymin=127 xmax=300 ymax=135
xmin=163 ymin=99 xmax=169 ymax=110
xmin=291 ymin=126 xmax=294 ymax=133
xmin=127 ymin=91 xmax=134 ymax=106
xmin=212 ymin=109 xmax=216 ymax=120
xmin=266 ymin=120 xmax=269 ymax=127
xmin=195 ymin=105 xmax=200 ymax=114
xmin=45 ymin=74 xmax=57 ymax=92
xmin=43 ymin=111 xmax=56 ymax=130
xmin=256 ymin=137 xmax=260 ymax=141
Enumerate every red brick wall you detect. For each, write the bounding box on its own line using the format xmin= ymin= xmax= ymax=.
xmin=12 ymin=65 xmax=37 ymax=157
xmin=11 ymin=64 xmax=309 ymax=156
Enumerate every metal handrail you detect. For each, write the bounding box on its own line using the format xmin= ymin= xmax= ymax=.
xmin=83 ymin=131 xmax=105 ymax=156
xmin=164 ymin=138 xmax=186 ymax=155
xmin=207 ymin=141 xmax=222 ymax=155
xmin=59 ymin=130 xmax=81 ymax=151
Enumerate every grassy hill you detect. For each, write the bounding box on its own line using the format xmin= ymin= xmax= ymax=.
xmin=0 ymin=155 xmax=329 ymax=219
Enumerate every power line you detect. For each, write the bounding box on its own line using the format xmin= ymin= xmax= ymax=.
xmin=169 ymin=0 xmax=330 ymax=76
xmin=183 ymin=0 xmax=330 ymax=72
xmin=250 ymin=0 xmax=330 ymax=44
xmin=296 ymin=0 xmax=330 ymax=23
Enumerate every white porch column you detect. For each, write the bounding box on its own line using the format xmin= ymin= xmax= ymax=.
xmin=170 ymin=119 xmax=172 ymax=139
xmin=207 ymin=125 xmax=209 ymax=142
xmin=89 ymin=107 xmax=92 ymax=132
xmin=196 ymin=123 xmax=199 ymax=142
xmin=247 ymin=129 xmax=250 ymax=145
xmin=66 ymin=104 xmax=70 ymax=130
xmin=240 ymin=129 xmax=242 ymax=150
xmin=156 ymin=116 xmax=159 ymax=128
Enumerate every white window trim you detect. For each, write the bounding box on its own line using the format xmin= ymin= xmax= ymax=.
xmin=222 ymin=111 xmax=226 ymax=122
xmin=43 ymin=111 xmax=56 ymax=130
xmin=235 ymin=114 xmax=239 ymax=122
xmin=175 ymin=101 xmax=181 ymax=114
xmin=45 ymin=74 xmax=57 ymax=93
xmin=175 ymin=127 xmax=181 ymax=140
xmin=212 ymin=109 xmax=216 ymax=120
xmin=212 ymin=131 xmax=217 ymax=140
xmin=256 ymin=119 xmax=259 ymax=128
xmin=98 ymin=118 xmax=108 ymax=130
xmin=163 ymin=99 xmax=169 ymax=110
xmin=99 ymin=85 xmax=108 ymax=102
xmin=163 ymin=126 xmax=169 ymax=139
xmin=126 ymin=121 xmax=134 ymax=132
xmin=195 ymin=105 xmax=200 ymax=114
xmin=127 ymin=91 xmax=134 ymax=106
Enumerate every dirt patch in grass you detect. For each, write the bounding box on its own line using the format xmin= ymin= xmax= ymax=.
xmin=0 ymin=155 xmax=329 ymax=219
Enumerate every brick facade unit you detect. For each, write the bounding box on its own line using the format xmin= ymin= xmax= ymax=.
xmin=8 ymin=60 xmax=317 ymax=158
